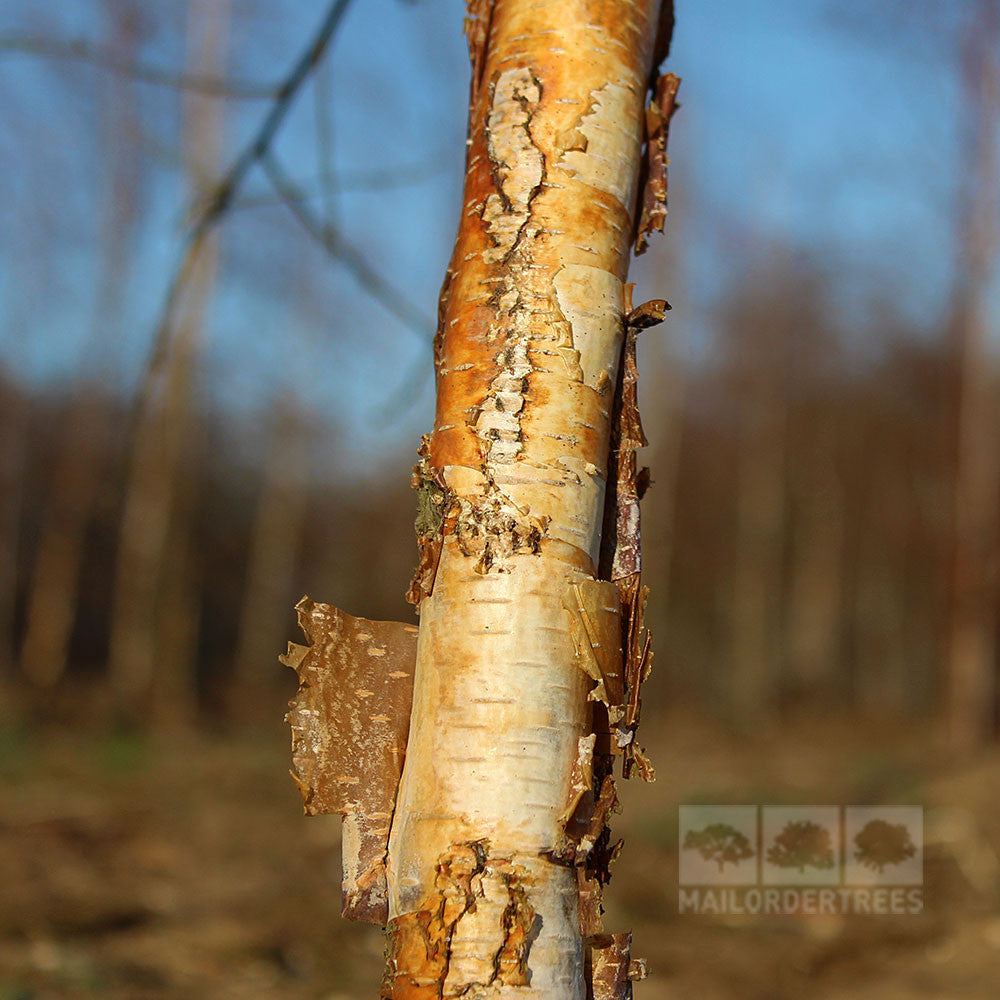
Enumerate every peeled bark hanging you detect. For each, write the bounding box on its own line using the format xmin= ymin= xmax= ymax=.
xmin=286 ymin=2 xmax=678 ymax=995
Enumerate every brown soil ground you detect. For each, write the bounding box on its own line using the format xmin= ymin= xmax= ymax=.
xmin=1 ymin=705 xmax=998 ymax=999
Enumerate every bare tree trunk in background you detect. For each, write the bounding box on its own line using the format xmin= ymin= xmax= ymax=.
xmin=284 ymin=2 xmax=678 ymax=995
xmin=854 ymin=461 xmax=908 ymax=714
xmin=233 ymin=394 xmax=308 ymax=704
xmin=152 ymin=406 xmax=204 ymax=726
xmin=945 ymin=0 xmax=1000 ymax=751
xmin=730 ymin=307 xmax=786 ymax=726
xmin=18 ymin=5 xmax=144 ymax=688
xmin=786 ymin=417 xmax=843 ymax=701
xmin=639 ymin=243 xmax=685 ymax=679
xmin=108 ymin=0 xmax=226 ymax=715
xmin=0 ymin=382 xmax=27 ymax=681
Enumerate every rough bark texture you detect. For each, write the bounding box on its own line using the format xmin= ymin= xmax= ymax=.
xmin=388 ymin=1 xmax=670 ymax=994
xmin=286 ymin=1 xmax=676 ymax=995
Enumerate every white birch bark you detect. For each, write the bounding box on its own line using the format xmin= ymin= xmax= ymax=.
xmin=383 ymin=2 xmax=670 ymax=994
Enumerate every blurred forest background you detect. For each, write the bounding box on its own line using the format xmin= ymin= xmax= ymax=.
xmin=1 ymin=1 xmax=999 ymax=998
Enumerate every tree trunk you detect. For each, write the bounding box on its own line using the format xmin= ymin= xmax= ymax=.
xmin=233 ymin=395 xmax=308 ymax=704
xmin=945 ymin=0 xmax=999 ymax=751
xmin=386 ymin=2 xmax=673 ymax=989
xmin=18 ymin=9 xmax=144 ymax=689
xmin=729 ymin=298 xmax=786 ymax=726
xmin=786 ymin=418 xmax=843 ymax=702
xmin=285 ymin=1 xmax=677 ymax=996
xmin=0 ymin=381 xmax=26 ymax=681
xmin=107 ymin=0 xmax=226 ymax=714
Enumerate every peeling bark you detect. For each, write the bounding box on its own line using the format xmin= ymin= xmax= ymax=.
xmin=633 ymin=73 xmax=680 ymax=256
xmin=588 ymin=933 xmax=647 ymax=1000
xmin=287 ymin=1 xmax=677 ymax=994
xmin=283 ymin=598 xmax=417 ymax=924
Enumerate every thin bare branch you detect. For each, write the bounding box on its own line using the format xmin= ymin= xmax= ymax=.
xmin=137 ymin=0 xmax=357 ymax=408
xmin=313 ymin=43 xmax=339 ymax=228
xmin=0 ymin=33 xmax=275 ymax=98
xmin=190 ymin=0 xmax=357 ymax=236
xmin=227 ymin=159 xmax=449 ymax=209
xmin=260 ymin=153 xmax=435 ymax=341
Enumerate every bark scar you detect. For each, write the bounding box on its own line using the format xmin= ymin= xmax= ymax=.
xmin=383 ymin=842 xmax=538 ymax=998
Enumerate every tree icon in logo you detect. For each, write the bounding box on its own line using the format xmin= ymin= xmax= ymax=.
xmin=766 ymin=819 xmax=836 ymax=873
xmin=853 ymin=818 xmax=917 ymax=873
xmin=683 ymin=822 xmax=755 ymax=872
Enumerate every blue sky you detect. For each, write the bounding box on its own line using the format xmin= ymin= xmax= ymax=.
xmin=0 ymin=0 xmax=989 ymax=477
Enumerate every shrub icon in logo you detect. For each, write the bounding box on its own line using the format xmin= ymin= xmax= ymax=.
xmin=853 ymin=818 xmax=917 ymax=873
xmin=683 ymin=822 xmax=755 ymax=873
xmin=766 ymin=819 xmax=836 ymax=874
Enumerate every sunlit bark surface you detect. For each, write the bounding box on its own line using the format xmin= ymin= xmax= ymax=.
xmin=285 ymin=1 xmax=676 ymax=995
xmin=385 ymin=1 xmax=668 ymax=995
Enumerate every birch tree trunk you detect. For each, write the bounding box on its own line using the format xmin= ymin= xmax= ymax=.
xmin=786 ymin=417 xmax=842 ymax=701
xmin=945 ymin=0 xmax=999 ymax=751
xmin=286 ymin=2 xmax=677 ymax=996
xmin=388 ymin=1 xmax=674 ymax=988
xmin=0 ymin=380 xmax=26 ymax=682
xmin=108 ymin=0 xmax=226 ymax=713
xmin=234 ymin=394 xmax=308 ymax=702
xmin=729 ymin=298 xmax=786 ymax=726
xmin=19 ymin=9 xmax=144 ymax=689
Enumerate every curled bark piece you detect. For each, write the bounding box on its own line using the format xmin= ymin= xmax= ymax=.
xmin=587 ymin=933 xmax=646 ymax=1000
xmin=626 ymin=298 xmax=671 ymax=331
xmin=463 ymin=0 xmax=495 ymax=114
xmin=577 ymin=870 xmax=605 ymax=938
xmin=566 ymin=578 xmax=625 ymax=722
xmin=618 ymin=575 xmax=655 ymax=782
xmin=283 ymin=598 xmax=417 ymax=924
xmin=600 ymin=289 xmax=669 ymax=584
xmin=634 ymin=71 xmax=681 ymax=256
xmin=592 ymin=287 xmax=659 ymax=784
xmin=559 ymin=733 xmax=597 ymax=828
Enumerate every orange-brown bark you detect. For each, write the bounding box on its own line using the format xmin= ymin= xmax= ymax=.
xmin=386 ymin=1 xmax=673 ymax=995
xmin=286 ymin=1 xmax=677 ymax=995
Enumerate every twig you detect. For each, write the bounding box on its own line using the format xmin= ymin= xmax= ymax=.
xmin=0 ymin=34 xmax=274 ymax=98
xmin=191 ymin=0 xmax=356 ymax=236
xmin=227 ymin=160 xmax=450 ymax=209
xmin=260 ymin=153 xmax=435 ymax=340
xmin=313 ymin=44 xmax=339 ymax=228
